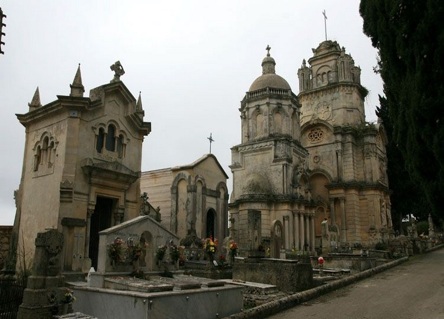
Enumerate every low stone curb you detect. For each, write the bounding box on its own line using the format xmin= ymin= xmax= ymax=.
xmin=223 ymin=256 xmax=408 ymax=319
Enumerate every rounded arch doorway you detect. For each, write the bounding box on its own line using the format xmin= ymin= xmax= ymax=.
xmin=206 ymin=208 xmax=217 ymax=238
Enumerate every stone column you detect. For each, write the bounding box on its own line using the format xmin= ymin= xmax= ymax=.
xmin=300 ymin=213 xmax=305 ymax=251
xmin=310 ymin=214 xmax=315 ymax=252
xmin=84 ymin=208 xmax=94 ymax=259
xmin=340 ymin=198 xmax=346 ymax=242
xmin=294 ymin=211 xmax=300 ymax=251
xmin=329 ymin=198 xmax=336 ymax=225
xmin=336 ymin=149 xmax=343 ymax=181
xmin=187 ymin=184 xmax=197 ymax=234
xmin=284 ymin=216 xmax=290 ymax=250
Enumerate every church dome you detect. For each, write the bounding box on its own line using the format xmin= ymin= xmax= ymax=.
xmin=248 ymin=46 xmax=292 ymax=92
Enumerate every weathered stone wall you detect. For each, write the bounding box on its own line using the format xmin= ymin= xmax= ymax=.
xmin=310 ymin=254 xmax=377 ymax=273
xmin=233 ymin=258 xmax=313 ymax=293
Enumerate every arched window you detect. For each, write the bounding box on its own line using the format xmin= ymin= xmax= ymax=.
xmin=34 ymin=146 xmax=41 ymax=171
xmin=42 ymin=136 xmax=49 ymax=164
xmin=206 ymin=209 xmax=216 ymax=238
xmin=96 ymin=127 xmax=105 ymax=153
xmin=105 ymin=125 xmax=116 ymax=151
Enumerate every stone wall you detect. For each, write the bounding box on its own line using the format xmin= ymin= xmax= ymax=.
xmin=233 ymin=258 xmax=313 ymax=293
xmin=0 ymin=226 xmax=12 ymax=270
xmin=311 ymin=254 xmax=377 ymax=273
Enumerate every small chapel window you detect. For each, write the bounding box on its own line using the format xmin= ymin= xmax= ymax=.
xmin=96 ymin=127 xmax=105 ymax=153
xmin=34 ymin=146 xmax=42 ymax=171
xmin=42 ymin=136 xmax=49 ymax=164
xmin=105 ymin=125 xmax=116 ymax=152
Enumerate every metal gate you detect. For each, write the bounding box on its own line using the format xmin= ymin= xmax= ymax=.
xmin=0 ymin=279 xmax=25 ymax=319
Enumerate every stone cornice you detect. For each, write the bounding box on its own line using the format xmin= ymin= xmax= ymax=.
xmin=229 ymin=193 xmax=315 ymax=207
xmin=81 ymin=158 xmax=140 ymax=190
xmin=326 ymin=181 xmax=389 ymax=192
xmin=298 ymin=82 xmax=368 ymax=100
xmin=16 ymin=96 xmax=90 ymax=127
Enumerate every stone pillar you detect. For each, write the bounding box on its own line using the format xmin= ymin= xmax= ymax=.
xmin=329 ymin=198 xmax=336 ymax=225
xmin=305 ymin=215 xmax=310 ymax=251
xmin=336 ymin=149 xmax=343 ymax=181
xmin=340 ymin=198 xmax=346 ymax=243
xmin=17 ymin=230 xmax=67 ymax=319
xmin=299 ymin=213 xmax=304 ymax=251
xmin=428 ymin=214 xmax=435 ymax=237
xmin=188 ymin=184 xmax=197 ymax=234
xmin=84 ymin=208 xmax=94 ymax=258
xmin=294 ymin=211 xmax=300 ymax=251
xmin=284 ymin=216 xmax=290 ymax=250
xmin=310 ymin=214 xmax=315 ymax=252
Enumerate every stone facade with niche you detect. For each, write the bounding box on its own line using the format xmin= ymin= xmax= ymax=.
xmin=230 ymin=41 xmax=392 ymax=258
xmin=298 ymin=40 xmax=392 ymax=249
xmin=12 ymin=62 xmax=151 ymax=273
xmin=140 ymin=154 xmax=229 ymax=243
xmin=230 ymin=48 xmax=316 ymax=258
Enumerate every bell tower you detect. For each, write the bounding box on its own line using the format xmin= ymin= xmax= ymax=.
xmin=298 ymin=40 xmax=367 ymax=127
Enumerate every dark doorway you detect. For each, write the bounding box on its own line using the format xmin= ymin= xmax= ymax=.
xmin=89 ymin=196 xmax=115 ymax=270
xmin=206 ymin=209 xmax=216 ymax=238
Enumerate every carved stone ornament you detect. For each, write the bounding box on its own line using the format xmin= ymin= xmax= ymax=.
xmin=44 ymin=230 xmax=64 ymax=255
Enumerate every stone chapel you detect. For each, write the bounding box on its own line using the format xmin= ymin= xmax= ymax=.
xmin=12 ymin=62 xmax=151 ymax=271
xmin=229 ymin=41 xmax=392 ymax=257
xmin=140 ymin=154 xmax=229 ymax=243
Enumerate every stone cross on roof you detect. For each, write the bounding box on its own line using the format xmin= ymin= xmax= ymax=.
xmin=323 ymin=10 xmax=328 ymax=41
xmin=110 ymin=60 xmax=125 ymax=82
xmin=207 ymin=133 xmax=214 ymax=154
xmin=266 ymin=45 xmax=271 ymax=57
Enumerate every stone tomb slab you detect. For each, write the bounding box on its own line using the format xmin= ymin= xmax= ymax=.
xmin=149 ymin=275 xmax=224 ymax=291
xmin=173 ymin=274 xmax=225 ymax=288
xmin=104 ymin=276 xmax=174 ymax=293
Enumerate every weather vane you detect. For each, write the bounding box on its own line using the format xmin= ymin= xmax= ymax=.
xmin=207 ymin=133 xmax=214 ymax=154
xmin=322 ymin=10 xmax=328 ymax=41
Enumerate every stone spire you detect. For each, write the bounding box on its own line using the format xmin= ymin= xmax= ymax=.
xmin=28 ymin=86 xmax=42 ymax=110
xmin=136 ymin=91 xmax=143 ymax=111
xmin=70 ymin=64 xmax=85 ymax=97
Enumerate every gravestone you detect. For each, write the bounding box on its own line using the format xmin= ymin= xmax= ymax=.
xmin=17 ymin=229 xmax=72 ymax=318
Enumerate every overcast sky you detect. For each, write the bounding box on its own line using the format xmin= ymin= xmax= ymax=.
xmin=0 ymin=1 xmax=383 ymax=225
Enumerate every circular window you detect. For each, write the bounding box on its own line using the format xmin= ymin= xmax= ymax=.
xmin=308 ymin=128 xmax=324 ymax=143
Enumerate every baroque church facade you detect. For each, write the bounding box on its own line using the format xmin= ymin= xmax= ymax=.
xmin=12 ymin=63 xmax=151 ymax=271
xmin=229 ymin=41 xmax=392 ymax=257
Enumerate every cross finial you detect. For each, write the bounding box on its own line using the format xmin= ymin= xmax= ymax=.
xmin=266 ymin=45 xmax=271 ymax=57
xmin=322 ymin=10 xmax=328 ymax=41
xmin=207 ymin=133 xmax=215 ymax=154
xmin=110 ymin=60 xmax=125 ymax=83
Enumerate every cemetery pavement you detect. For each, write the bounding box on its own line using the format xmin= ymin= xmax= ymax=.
xmin=267 ymin=248 xmax=444 ymax=319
